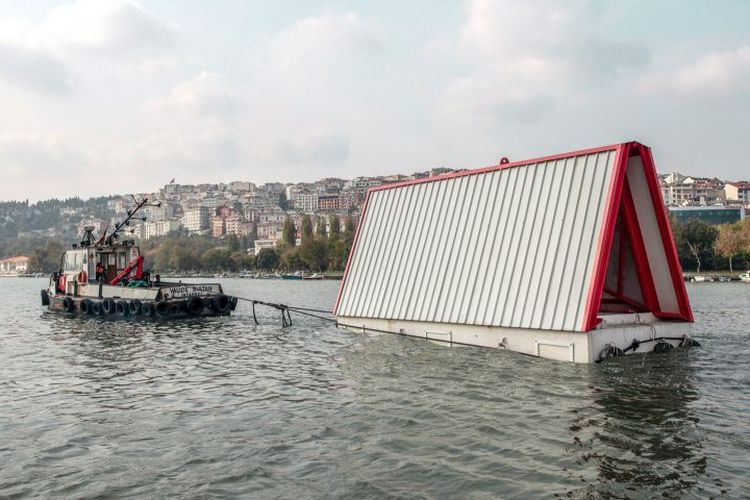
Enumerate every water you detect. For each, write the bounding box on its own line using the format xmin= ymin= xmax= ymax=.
xmin=0 ymin=279 xmax=748 ymax=499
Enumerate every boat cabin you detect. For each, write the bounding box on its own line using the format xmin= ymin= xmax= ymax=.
xmin=57 ymin=241 xmax=142 ymax=295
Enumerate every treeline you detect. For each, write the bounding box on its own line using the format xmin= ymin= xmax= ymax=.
xmin=15 ymin=214 xmax=750 ymax=275
xmin=257 ymin=214 xmax=357 ymax=272
xmin=0 ymin=196 xmax=115 ymax=246
xmin=671 ymin=217 xmax=750 ymax=273
xmin=139 ymin=214 xmax=357 ymax=273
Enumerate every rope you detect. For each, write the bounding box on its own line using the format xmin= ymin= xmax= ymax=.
xmin=231 ymin=294 xmax=702 ymax=357
xmin=235 ymin=296 xmax=296 ymax=327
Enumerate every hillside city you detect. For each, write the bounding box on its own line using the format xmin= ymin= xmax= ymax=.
xmin=1 ymin=167 xmax=749 ymax=276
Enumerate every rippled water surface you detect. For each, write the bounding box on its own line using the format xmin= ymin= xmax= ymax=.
xmin=1 ymin=278 xmax=748 ymax=498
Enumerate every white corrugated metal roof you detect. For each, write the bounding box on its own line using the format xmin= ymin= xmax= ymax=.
xmin=336 ymin=148 xmax=618 ymax=332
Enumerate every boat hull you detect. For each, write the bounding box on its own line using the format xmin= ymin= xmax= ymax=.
xmin=43 ymin=285 xmax=237 ymax=320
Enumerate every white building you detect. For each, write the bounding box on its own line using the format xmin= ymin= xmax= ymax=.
xmin=292 ymin=192 xmax=318 ymax=212
xmin=182 ymin=207 xmax=209 ymax=233
xmin=229 ymin=181 xmax=254 ymax=193
xmin=724 ymin=182 xmax=750 ymax=205
xmin=0 ymin=256 xmax=29 ymax=275
xmin=253 ymin=239 xmax=277 ymax=256
xmin=344 ymin=177 xmax=383 ymax=194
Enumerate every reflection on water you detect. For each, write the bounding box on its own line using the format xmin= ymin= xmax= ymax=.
xmin=563 ymin=352 xmax=713 ymax=498
xmin=0 ymin=279 xmax=748 ymax=498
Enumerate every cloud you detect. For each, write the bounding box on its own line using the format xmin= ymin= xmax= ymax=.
xmin=639 ymin=46 xmax=750 ymax=97
xmin=0 ymin=43 xmax=71 ymax=94
xmin=28 ymin=0 xmax=174 ymax=53
xmin=437 ymin=0 xmax=650 ymax=124
xmin=0 ymin=0 xmax=174 ymax=94
xmin=264 ymin=12 xmax=383 ymax=79
xmin=127 ymin=128 xmax=240 ymax=174
xmin=275 ymin=132 xmax=350 ymax=165
xmin=0 ymin=134 xmax=91 ymax=200
xmin=150 ymin=71 xmax=241 ymax=118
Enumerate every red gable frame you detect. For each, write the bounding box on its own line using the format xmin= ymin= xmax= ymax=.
xmin=581 ymin=142 xmax=692 ymax=330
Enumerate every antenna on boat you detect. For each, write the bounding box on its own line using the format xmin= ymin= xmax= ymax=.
xmin=106 ymin=196 xmax=162 ymax=246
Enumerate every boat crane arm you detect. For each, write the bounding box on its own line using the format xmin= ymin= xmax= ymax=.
xmin=109 ymin=256 xmax=144 ymax=285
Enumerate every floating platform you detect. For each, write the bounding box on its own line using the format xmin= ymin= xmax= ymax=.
xmin=335 ymin=142 xmax=694 ymax=363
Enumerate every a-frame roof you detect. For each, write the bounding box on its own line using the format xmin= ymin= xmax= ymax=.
xmin=335 ymin=142 xmax=692 ymax=332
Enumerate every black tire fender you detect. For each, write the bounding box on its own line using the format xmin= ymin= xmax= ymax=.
xmin=129 ymin=300 xmax=142 ymax=315
xmin=80 ymin=298 xmax=94 ymax=315
xmin=186 ymin=296 xmax=204 ymax=316
xmin=212 ymin=294 xmax=230 ymax=314
xmin=63 ymin=296 xmax=75 ymax=313
xmin=155 ymin=301 xmax=171 ymax=318
xmin=141 ymin=302 xmax=155 ymax=316
xmin=115 ymin=301 xmax=129 ymax=316
xmin=102 ymin=298 xmax=116 ymax=314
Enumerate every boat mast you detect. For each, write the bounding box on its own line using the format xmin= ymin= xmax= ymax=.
xmin=106 ymin=195 xmax=162 ymax=246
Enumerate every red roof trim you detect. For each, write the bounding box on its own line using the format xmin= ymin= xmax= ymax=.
xmin=581 ymin=143 xmax=693 ymax=330
xmin=637 ymin=144 xmax=693 ymax=322
xmin=581 ymin=143 xmax=630 ymax=331
xmin=368 ymin=143 xmax=624 ymax=194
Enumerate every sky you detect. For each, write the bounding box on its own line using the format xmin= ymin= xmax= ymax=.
xmin=0 ymin=0 xmax=748 ymax=201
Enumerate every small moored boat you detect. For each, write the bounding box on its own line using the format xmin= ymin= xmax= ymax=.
xmin=40 ymin=197 xmax=237 ymax=319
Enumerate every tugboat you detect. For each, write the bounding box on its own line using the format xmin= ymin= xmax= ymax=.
xmin=40 ymin=196 xmax=237 ymax=318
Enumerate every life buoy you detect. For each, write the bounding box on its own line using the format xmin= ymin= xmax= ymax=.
xmin=186 ymin=296 xmax=204 ymax=316
xmin=58 ymin=275 xmax=66 ymax=293
xmin=77 ymin=271 xmax=88 ymax=283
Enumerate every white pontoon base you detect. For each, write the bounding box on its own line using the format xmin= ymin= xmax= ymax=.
xmin=338 ymin=313 xmax=692 ymax=363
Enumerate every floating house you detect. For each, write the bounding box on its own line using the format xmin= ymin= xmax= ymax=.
xmin=334 ymin=142 xmax=694 ymax=363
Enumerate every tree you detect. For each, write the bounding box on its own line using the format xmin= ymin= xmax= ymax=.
xmin=230 ymin=251 xmax=254 ymax=270
xmin=257 ymin=248 xmax=279 ymax=270
xmin=328 ymin=214 xmax=341 ymax=238
xmin=299 ymin=239 xmax=329 ymax=271
xmin=278 ymin=192 xmax=289 ymax=210
xmin=315 ymin=216 xmax=327 ymax=239
xmin=28 ymin=240 xmax=64 ymax=272
xmin=225 ymin=233 xmax=241 ymax=252
xmin=679 ymin=220 xmax=718 ymax=273
xmin=300 ymin=215 xmax=313 ymax=241
xmin=281 ymin=247 xmax=304 ymax=270
xmin=715 ymin=223 xmax=747 ymax=272
xmin=201 ymin=248 xmax=232 ymax=271
xmin=343 ymin=216 xmax=356 ymax=248
xmin=328 ymin=238 xmax=348 ymax=270
xmin=743 ymin=218 xmax=750 ymax=253
xmin=282 ymin=217 xmax=296 ymax=247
